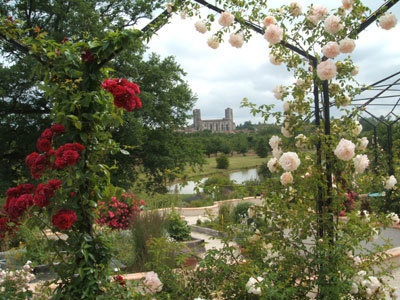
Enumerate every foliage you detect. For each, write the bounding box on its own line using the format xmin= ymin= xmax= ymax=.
xmin=254 ymin=136 xmax=270 ymax=158
xmin=202 ymin=175 xmax=234 ymax=201
xmin=216 ymin=154 xmax=229 ymax=169
xmin=165 ymin=212 xmax=191 ymax=242
xmin=232 ymin=202 xmax=253 ymax=224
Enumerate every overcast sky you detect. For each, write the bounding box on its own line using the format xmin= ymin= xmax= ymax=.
xmin=143 ymin=1 xmax=400 ymax=126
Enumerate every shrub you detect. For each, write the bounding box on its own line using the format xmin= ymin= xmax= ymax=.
xmin=165 ymin=212 xmax=191 ymax=241
xmin=216 ymin=203 xmax=233 ymax=228
xmin=129 ymin=211 xmax=166 ymax=271
xmin=216 ymin=154 xmax=229 ymax=169
xmin=97 ymin=193 xmax=145 ymax=230
xmin=232 ymin=202 xmax=254 ymax=224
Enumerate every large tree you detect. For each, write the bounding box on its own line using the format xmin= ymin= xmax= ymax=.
xmin=0 ymin=0 xmax=202 ymax=193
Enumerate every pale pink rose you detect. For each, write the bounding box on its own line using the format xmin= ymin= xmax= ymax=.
xmin=380 ymin=13 xmax=397 ymax=30
xmin=269 ymin=135 xmax=281 ymax=149
xmin=267 ymin=157 xmax=279 ymax=173
xmin=273 ymin=85 xmax=284 ymax=99
xmin=290 ymin=2 xmax=302 ymax=17
xmin=353 ymin=154 xmax=369 ymax=173
xmin=387 ymin=212 xmax=399 ymax=225
xmin=334 ymin=138 xmax=355 ymax=161
xmin=353 ymin=121 xmax=362 ymax=136
xmin=279 ymin=152 xmax=301 ymax=172
xmin=143 ymin=271 xmax=163 ymax=294
xmin=322 ymin=42 xmax=340 ymax=58
xmin=295 ymin=78 xmax=305 ymax=86
xmin=207 ymin=36 xmax=219 ymax=49
xmin=307 ymin=14 xmax=320 ymax=25
xmin=264 ymin=24 xmax=283 ymax=44
xmin=351 ymin=66 xmax=359 ymax=76
xmin=166 ymin=3 xmax=173 ymax=13
xmin=342 ymin=0 xmax=354 ymax=10
xmin=358 ymin=137 xmax=369 ymax=150
xmin=195 ymin=21 xmax=207 ymax=34
xmin=281 ymin=126 xmax=291 ymax=138
xmin=246 ymin=277 xmax=263 ymax=295
xmin=339 ymin=38 xmax=355 ymax=53
xmin=229 ymin=33 xmax=244 ymax=48
xmin=324 ymin=15 xmax=344 ymax=34
xmin=272 ymin=147 xmax=283 ymax=159
xmin=337 ymin=94 xmax=351 ymax=107
xmin=313 ymin=5 xmax=328 ymax=18
xmin=317 ymin=59 xmax=337 ymax=80
xmin=283 ymin=101 xmax=290 ymax=113
xmin=218 ymin=11 xmax=234 ymax=27
xmin=295 ymin=134 xmax=306 ymax=149
xmin=263 ymin=16 xmax=276 ymax=27
xmin=269 ymin=53 xmax=282 ymax=65
xmin=280 ymin=172 xmax=294 ymax=185
xmin=385 ymin=175 xmax=397 ymax=190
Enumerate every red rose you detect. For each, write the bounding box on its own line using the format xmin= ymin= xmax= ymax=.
xmin=6 ymin=187 xmax=21 ymax=199
xmin=34 ymin=193 xmax=49 ymax=207
xmin=19 ymin=183 xmax=36 ymax=194
xmin=48 ymin=179 xmax=62 ymax=190
xmin=31 ymin=154 xmax=50 ymax=179
xmin=52 ymin=209 xmax=77 ymax=230
xmin=41 ymin=128 xmax=54 ymax=139
xmin=62 ymin=150 xmax=80 ymax=165
xmin=81 ymin=50 xmax=95 ymax=62
xmin=26 ymin=152 xmax=39 ymax=167
xmin=54 ymin=157 xmax=67 ymax=169
xmin=102 ymin=78 xmax=141 ymax=112
xmin=37 ymin=138 xmax=52 ymax=152
xmin=50 ymin=124 xmax=65 ymax=134
xmin=114 ymin=275 xmax=126 ymax=286
xmin=8 ymin=194 xmax=33 ymax=220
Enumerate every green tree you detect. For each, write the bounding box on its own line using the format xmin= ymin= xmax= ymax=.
xmin=255 ymin=136 xmax=270 ymax=158
xmin=0 ymin=0 xmax=202 ymax=193
xmin=216 ymin=154 xmax=229 ymax=169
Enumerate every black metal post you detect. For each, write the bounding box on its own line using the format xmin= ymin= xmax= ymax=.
xmin=373 ymin=126 xmax=378 ymax=174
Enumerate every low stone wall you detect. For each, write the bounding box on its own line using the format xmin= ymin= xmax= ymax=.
xmin=154 ymin=196 xmax=262 ymax=217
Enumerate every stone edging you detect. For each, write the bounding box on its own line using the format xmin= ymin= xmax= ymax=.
xmin=190 ymin=225 xmax=226 ymax=238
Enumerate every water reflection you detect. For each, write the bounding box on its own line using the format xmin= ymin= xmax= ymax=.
xmin=169 ymin=168 xmax=259 ymax=194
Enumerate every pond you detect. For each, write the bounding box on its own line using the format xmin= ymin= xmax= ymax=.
xmin=168 ymin=168 xmax=259 ymax=194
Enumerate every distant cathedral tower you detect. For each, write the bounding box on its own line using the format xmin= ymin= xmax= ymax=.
xmin=192 ymin=108 xmax=235 ymax=133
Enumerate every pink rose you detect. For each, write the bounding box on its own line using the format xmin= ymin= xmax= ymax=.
xmin=194 ymin=21 xmax=207 ymax=34
xmin=322 ymin=42 xmax=340 ymax=58
xmin=334 ymin=138 xmax=355 ymax=161
xmin=279 ymin=152 xmax=301 ymax=172
xmin=228 ymin=33 xmax=244 ymax=48
xmin=218 ymin=11 xmax=234 ymax=27
xmin=339 ymin=38 xmax=355 ymax=53
xmin=263 ymin=16 xmax=276 ymax=27
xmin=264 ymin=24 xmax=283 ymax=44
xmin=379 ymin=13 xmax=397 ymax=30
xmin=324 ymin=15 xmax=343 ymax=34
xmin=207 ymin=36 xmax=219 ymax=49
xmin=317 ymin=59 xmax=337 ymax=81
xmin=280 ymin=172 xmax=293 ymax=185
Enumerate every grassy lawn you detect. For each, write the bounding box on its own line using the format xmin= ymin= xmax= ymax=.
xmin=184 ymin=152 xmax=266 ymax=179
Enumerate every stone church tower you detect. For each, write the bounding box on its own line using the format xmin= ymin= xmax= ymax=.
xmin=192 ymin=108 xmax=235 ymax=133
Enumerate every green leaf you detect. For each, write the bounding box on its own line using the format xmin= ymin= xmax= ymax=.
xmin=74 ymin=120 xmax=82 ymax=130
